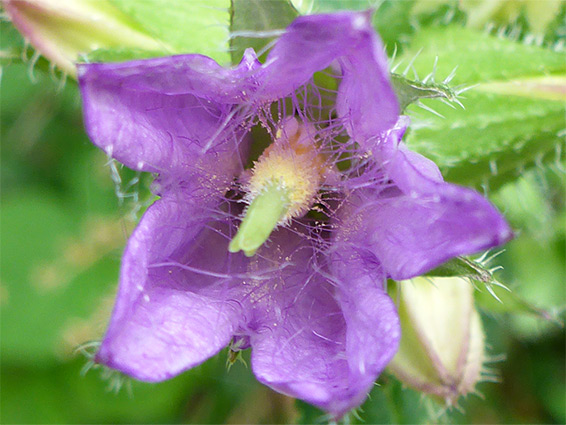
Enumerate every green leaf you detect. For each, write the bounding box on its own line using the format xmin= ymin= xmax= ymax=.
xmin=373 ymin=0 xmax=417 ymax=54
xmin=401 ymin=26 xmax=566 ymax=86
xmin=110 ymin=0 xmax=231 ymax=64
xmin=398 ymin=26 xmax=566 ymax=190
xmin=406 ymin=91 xmax=565 ymax=190
xmin=230 ymin=0 xmax=298 ymax=64
xmin=83 ymin=47 xmax=167 ymax=63
xmin=477 ymin=75 xmax=566 ymax=102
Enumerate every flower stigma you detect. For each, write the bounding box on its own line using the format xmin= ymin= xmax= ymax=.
xmin=229 ymin=118 xmax=329 ymax=256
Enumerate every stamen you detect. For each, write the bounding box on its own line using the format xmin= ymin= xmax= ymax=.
xmin=229 ymin=118 xmax=329 ymax=256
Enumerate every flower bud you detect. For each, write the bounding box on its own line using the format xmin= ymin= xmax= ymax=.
xmin=387 ymin=277 xmax=485 ymax=405
xmin=4 ymin=0 xmax=164 ymax=76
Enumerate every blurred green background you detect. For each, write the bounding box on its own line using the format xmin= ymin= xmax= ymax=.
xmin=1 ymin=0 xmax=565 ymax=423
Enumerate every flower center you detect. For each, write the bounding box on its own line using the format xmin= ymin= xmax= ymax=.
xmin=229 ymin=118 xmax=329 ymax=256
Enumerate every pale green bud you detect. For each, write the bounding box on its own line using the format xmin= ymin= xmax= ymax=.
xmin=4 ymin=0 xmax=165 ymax=76
xmin=388 ymin=277 xmax=485 ymax=406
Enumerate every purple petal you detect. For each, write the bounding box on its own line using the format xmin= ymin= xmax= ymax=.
xmin=334 ymin=17 xmax=399 ymax=146
xmin=387 ymin=144 xmax=444 ymax=193
xmin=339 ymin=178 xmax=512 ymax=281
xmin=367 ymin=185 xmax=511 ymax=280
xmin=78 ymin=53 xmax=258 ymax=178
xmin=96 ymin=192 xmax=246 ymax=381
xmin=258 ymin=11 xmax=398 ymax=139
xmin=330 ymin=246 xmax=401 ymax=414
xmin=337 ymin=117 xmax=513 ymax=280
xmin=377 ymin=119 xmax=445 ymax=194
xmin=246 ymin=227 xmax=399 ymax=416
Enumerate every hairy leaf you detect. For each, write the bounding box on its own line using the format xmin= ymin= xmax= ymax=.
xmin=110 ymin=0 xmax=231 ymax=63
xmin=399 ymin=26 xmax=566 ymax=190
xmin=84 ymin=47 xmax=167 ymax=63
xmin=406 ymin=90 xmax=565 ymax=190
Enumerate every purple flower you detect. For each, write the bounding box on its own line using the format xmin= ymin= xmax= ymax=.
xmin=78 ymin=11 xmax=512 ymax=417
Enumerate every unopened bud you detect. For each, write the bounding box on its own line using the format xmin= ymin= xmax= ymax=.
xmin=387 ymin=277 xmax=485 ymax=405
xmin=4 ymin=0 xmax=164 ymax=76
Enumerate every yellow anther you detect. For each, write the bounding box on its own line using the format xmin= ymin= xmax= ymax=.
xmin=247 ymin=119 xmax=327 ymax=222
